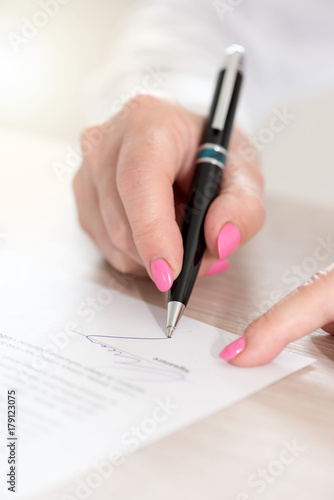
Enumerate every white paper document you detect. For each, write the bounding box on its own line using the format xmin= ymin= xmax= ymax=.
xmin=0 ymin=253 xmax=313 ymax=499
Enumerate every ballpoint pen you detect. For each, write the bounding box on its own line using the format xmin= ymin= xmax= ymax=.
xmin=166 ymin=44 xmax=244 ymax=337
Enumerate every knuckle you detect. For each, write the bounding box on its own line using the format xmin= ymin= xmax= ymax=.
xmin=123 ymin=97 xmax=194 ymax=168
xmin=126 ymin=96 xmax=178 ymax=137
xmin=120 ymin=95 xmax=159 ymax=125
xmin=127 ymin=94 xmax=160 ymax=115
xmin=140 ymin=125 xmax=169 ymax=150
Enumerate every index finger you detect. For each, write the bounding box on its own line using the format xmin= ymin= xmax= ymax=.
xmin=220 ymin=264 xmax=334 ymax=366
xmin=115 ymin=99 xmax=200 ymax=290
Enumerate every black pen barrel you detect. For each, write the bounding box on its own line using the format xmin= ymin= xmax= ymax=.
xmin=168 ymin=161 xmax=222 ymax=306
xmin=168 ymin=48 xmax=244 ymax=313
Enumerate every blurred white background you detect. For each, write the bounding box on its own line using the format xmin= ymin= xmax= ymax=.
xmin=1 ymin=0 xmax=134 ymax=141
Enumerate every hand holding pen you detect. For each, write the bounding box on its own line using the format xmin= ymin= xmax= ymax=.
xmin=74 ymin=46 xmax=264 ymax=284
xmin=73 ymin=47 xmax=266 ymax=357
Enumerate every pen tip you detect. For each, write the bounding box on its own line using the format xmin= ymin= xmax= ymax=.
xmin=166 ymin=326 xmax=174 ymax=338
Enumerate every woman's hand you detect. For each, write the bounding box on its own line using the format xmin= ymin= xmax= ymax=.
xmin=73 ymin=95 xmax=265 ymax=291
xmin=220 ymin=263 xmax=334 ymax=366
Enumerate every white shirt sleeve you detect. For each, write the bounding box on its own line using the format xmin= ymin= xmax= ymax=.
xmin=83 ymin=0 xmax=241 ymax=125
xmin=83 ymin=0 xmax=334 ymax=133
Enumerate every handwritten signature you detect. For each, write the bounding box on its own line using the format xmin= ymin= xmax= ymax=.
xmin=72 ymin=330 xmax=185 ymax=383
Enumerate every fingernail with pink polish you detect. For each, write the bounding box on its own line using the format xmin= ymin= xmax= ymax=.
xmin=206 ymin=259 xmax=230 ymax=276
xmin=219 ymin=337 xmax=246 ymax=360
xmin=150 ymin=259 xmax=173 ymax=292
xmin=217 ymin=223 xmax=241 ymax=260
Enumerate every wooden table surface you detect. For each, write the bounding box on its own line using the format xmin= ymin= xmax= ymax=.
xmin=1 ymin=128 xmax=333 ymax=500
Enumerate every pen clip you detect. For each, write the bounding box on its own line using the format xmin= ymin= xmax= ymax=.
xmin=211 ymin=44 xmax=245 ymax=131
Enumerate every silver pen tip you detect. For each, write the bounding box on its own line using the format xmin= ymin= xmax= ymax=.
xmin=166 ymin=326 xmax=175 ymax=338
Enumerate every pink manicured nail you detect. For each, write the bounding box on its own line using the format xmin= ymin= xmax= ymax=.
xmin=219 ymin=337 xmax=246 ymax=360
xmin=206 ymin=259 xmax=230 ymax=276
xmin=150 ymin=259 xmax=173 ymax=292
xmin=217 ymin=223 xmax=241 ymax=260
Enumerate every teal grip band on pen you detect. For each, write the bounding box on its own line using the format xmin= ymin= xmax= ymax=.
xmin=195 ymin=143 xmax=227 ymax=169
